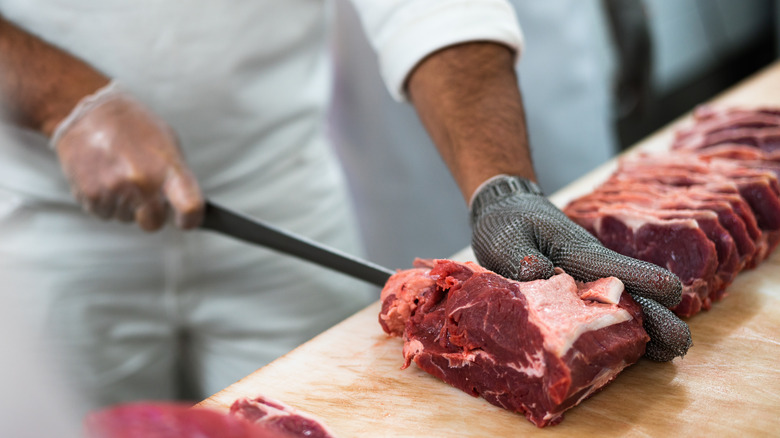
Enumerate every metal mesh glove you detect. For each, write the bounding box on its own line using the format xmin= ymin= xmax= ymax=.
xmin=51 ymin=81 xmax=203 ymax=231
xmin=470 ymin=175 xmax=692 ymax=361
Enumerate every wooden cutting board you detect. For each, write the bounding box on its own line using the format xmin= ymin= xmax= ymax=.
xmin=197 ymin=63 xmax=780 ymax=436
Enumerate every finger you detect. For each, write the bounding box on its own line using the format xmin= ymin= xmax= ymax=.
xmin=82 ymin=196 xmax=115 ymax=220
xmin=631 ymin=294 xmax=692 ymax=361
xmin=163 ymin=168 xmax=204 ymax=229
xmin=96 ymin=184 xmax=131 ymax=220
xmin=73 ymin=184 xmax=109 ymax=219
xmin=134 ymin=197 xmax=167 ymax=232
xmin=114 ymin=192 xmax=136 ymax=222
xmin=557 ymin=242 xmax=683 ymax=308
xmin=472 ymin=223 xmax=555 ymax=281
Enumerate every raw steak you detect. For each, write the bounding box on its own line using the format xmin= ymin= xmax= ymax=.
xmin=572 ymin=184 xmax=756 ymax=268
xmin=615 ymin=154 xmax=780 ymax=231
xmin=673 ymin=105 xmax=780 ymax=157
xmin=691 ymin=143 xmax=780 ymax=165
xmin=563 ymin=106 xmax=780 ymax=318
xmin=379 ymin=259 xmax=648 ymax=428
xmin=603 ymin=175 xmax=775 ymax=256
xmin=231 ymin=396 xmax=336 ymax=438
xmin=564 ymin=203 xmax=718 ymax=317
xmin=85 ymin=399 xmax=336 ymax=438
xmin=613 ymin=153 xmax=780 ymax=254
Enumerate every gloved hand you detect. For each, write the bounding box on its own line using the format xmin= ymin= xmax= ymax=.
xmin=470 ymin=175 xmax=692 ymax=362
xmin=51 ymin=81 xmax=203 ymax=231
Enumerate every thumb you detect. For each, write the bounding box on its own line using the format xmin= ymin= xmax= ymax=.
xmin=164 ymin=167 xmax=204 ymax=229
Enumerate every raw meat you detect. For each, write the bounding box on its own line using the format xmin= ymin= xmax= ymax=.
xmin=565 ymin=203 xmax=723 ymax=316
xmin=379 ymin=259 xmax=648 ymax=428
xmin=602 ymin=171 xmax=778 ymax=266
xmin=85 ymin=402 xmax=279 ymax=438
xmin=563 ymin=106 xmax=780 ymax=318
xmin=231 ymin=396 xmax=336 ymax=438
xmin=85 ymin=399 xmax=336 ymax=438
xmin=572 ymin=182 xmax=758 ymax=268
xmin=673 ymin=106 xmax=780 ymax=158
xmin=615 ymin=153 xmax=780 ymax=231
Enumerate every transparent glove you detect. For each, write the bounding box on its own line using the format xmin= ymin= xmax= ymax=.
xmin=470 ymin=175 xmax=692 ymax=361
xmin=51 ymin=81 xmax=203 ymax=231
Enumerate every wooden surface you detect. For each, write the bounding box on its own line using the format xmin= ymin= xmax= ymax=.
xmin=198 ymin=63 xmax=780 ymax=436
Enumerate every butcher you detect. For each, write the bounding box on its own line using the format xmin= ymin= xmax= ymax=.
xmin=0 ymin=0 xmax=690 ymax=410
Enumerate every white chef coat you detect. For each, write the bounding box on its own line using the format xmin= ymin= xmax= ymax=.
xmin=0 ymin=0 xmax=523 ymax=407
xmin=0 ymin=252 xmax=84 ymax=437
xmin=330 ymin=0 xmax=616 ymax=269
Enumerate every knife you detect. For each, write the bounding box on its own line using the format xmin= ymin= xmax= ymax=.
xmin=200 ymin=200 xmax=396 ymax=287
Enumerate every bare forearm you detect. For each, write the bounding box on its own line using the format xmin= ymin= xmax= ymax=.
xmin=407 ymin=42 xmax=535 ymax=201
xmin=0 ymin=15 xmax=109 ymax=136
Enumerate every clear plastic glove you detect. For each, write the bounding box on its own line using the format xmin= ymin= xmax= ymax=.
xmin=51 ymin=81 xmax=203 ymax=231
xmin=470 ymin=175 xmax=692 ymax=362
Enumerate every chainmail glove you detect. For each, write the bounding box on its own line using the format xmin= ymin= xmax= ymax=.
xmin=470 ymin=175 xmax=692 ymax=361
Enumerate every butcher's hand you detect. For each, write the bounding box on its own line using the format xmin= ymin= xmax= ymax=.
xmin=51 ymin=81 xmax=204 ymax=231
xmin=470 ymin=175 xmax=692 ymax=362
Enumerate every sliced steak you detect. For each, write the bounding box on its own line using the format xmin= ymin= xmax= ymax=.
xmin=673 ymin=106 xmax=780 ymax=157
xmin=563 ymin=106 xmax=780 ymax=320
xmin=566 ymin=200 xmax=738 ymax=309
xmin=614 ymin=153 xmax=780 ymax=257
xmin=575 ymin=183 xmax=756 ymax=269
xmin=564 ymin=205 xmax=718 ymax=317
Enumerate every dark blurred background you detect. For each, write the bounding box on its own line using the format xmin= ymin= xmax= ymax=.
xmin=607 ymin=0 xmax=777 ymax=149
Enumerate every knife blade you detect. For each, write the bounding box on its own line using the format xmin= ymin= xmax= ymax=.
xmin=200 ymin=200 xmax=395 ymax=287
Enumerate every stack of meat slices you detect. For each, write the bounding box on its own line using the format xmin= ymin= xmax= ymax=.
xmin=674 ymin=106 xmax=780 ymax=159
xmin=564 ymin=106 xmax=780 ymax=317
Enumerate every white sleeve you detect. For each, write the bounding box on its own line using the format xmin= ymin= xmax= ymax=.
xmin=348 ymin=0 xmax=524 ymax=101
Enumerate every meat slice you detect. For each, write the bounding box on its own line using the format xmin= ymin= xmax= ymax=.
xmin=575 ymin=183 xmax=757 ymax=269
xmin=231 ymin=396 xmax=336 ymax=438
xmin=690 ymin=144 xmax=780 ymax=185
xmin=567 ymin=200 xmax=738 ymax=308
xmin=692 ymin=143 xmax=777 ymax=163
xmin=612 ymin=153 xmax=780 ymax=259
xmin=673 ymin=106 xmax=780 ymax=158
xmin=677 ymin=106 xmax=780 ymax=142
xmin=675 ymin=126 xmax=780 ymax=155
xmin=616 ymin=153 xmax=780 ymax=230
xmin=565 ymin=205 xmax=718 ymax=317
xmin=380 ymin=259 xmax=648 ymax=428
xmin=604 ymin=175 xmax=766 ymax=243
xmin=563 ymin=106 xmax=780 ymax=320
